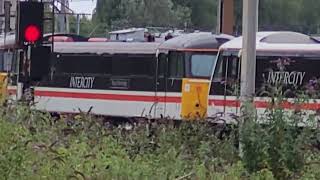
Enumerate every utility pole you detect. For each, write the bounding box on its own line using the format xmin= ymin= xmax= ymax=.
xmin=58 ymin=0 xmax=69 ymax=33
xmin=76 ymin=13 xmax=80 ymax=35
xmin=239 ymin=0 xmax=259 ymax=156
xmin=65 ymin=0 xmax=69 ymax=33
xmin=0 ymin=0 xmax=3 ymax=33
xmin=216 ymin=0 xmax=222 ymax=34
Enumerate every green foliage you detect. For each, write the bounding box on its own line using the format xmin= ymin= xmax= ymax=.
xmin=188 ymin=0 xmax=217 ymax=30
xmin=240 ymin=86 xmax=320 ymax=179
xmin=88 ymin=0 xmax=320 ymax=36
xmin=93 ymin=0 xmax=217 ymax=32
xmin=257 ymin=0 xmax=320 ymax=33
xmin=0 ymin=104 xmax=241 ymax=179
xmin=1 ymin=94 xmax=320 ymax=179
xmin=69 ymin=15 xmax=96 ymax=37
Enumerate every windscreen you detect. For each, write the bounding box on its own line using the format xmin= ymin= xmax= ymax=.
xmin=189 ymin=53 xmax=217 ymax=78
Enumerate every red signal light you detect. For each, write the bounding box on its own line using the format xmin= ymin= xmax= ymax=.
xmin=24 ymin=25 xmax=41 ymax=43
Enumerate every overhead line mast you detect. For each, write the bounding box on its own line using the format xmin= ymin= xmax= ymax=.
xmin=239 ymin=0 xmax=259 ymax=156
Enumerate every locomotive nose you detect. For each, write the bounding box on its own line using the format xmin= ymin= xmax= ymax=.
xmin=181 ymin=78 xmax=210 ymax=121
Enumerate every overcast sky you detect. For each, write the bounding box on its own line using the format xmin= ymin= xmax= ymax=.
xmin=69 ymin=0 xmax=97 ymax=15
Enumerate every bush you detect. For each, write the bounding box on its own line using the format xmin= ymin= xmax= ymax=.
xmin=0 ymin=104 xmax=242 ymax=179
xmin=241 ymin=86 xmax=320 ymax=179
xmin=0 ymin=96 xmax=319 ymax=179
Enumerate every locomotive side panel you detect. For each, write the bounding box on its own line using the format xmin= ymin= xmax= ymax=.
xmin=208 ymin=51 xmax=320 ymax=123
xmin=33 ymin=53 xmax=160 ymax=118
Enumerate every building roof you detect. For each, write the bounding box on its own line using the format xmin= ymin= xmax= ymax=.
xmin=158 ymin=32 xmax=234 ymax=51
xmin=54 ymin=42 xmax=160 ymax=55
xmin=109 ymin=28 xmax=146 ymax=34
xmin=88 ymin=37 xmax=109 ymax=42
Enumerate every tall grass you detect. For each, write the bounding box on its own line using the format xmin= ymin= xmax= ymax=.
xmin=0 ymin=94 xmax=320 ymax=179
xmin=241 ymin=82 xmax=320 ymax=179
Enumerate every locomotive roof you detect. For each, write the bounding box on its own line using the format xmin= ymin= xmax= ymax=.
xmin=158 ymin=32 xmax=234 ymax=51
xmin=0 ymin=33 xmax=89 ymax=48
xmin=220 ymin=31 xmax=320 ymax=55
xmin=54 ymin=42 xmax=161 ymax=55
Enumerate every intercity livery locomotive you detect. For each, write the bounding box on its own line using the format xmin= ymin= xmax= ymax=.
xmin=7 ymin=31 xmax=320 ymax=122
xmin=207 ymin=31 xmax=320 ymax=122
xmin=6 ymin=32 xmax=234 ymax=120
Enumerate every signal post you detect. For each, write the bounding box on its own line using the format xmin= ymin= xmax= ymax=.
xmin=16 ymin=1 xmax=50 ymax=101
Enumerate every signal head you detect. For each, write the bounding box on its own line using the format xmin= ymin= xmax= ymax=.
xmin=24 ymin=25 xmax=41 ymax=43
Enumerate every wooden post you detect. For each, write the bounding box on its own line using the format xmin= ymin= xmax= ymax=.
xmin=220 ymin=0 xmax=235 ymax=35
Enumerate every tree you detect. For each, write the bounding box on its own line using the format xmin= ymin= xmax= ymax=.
xmin=234 ymin=0 xmax=320 ymax=35
xmin=94 ymin=0 xmax=186 ymax=29
xmin=69 ymin=15 xmax=99 ymax=36
xmin=92 ymin=0 xmax=320 ymax=35
xmin=189 ymin=0 xmax=217 ymax=30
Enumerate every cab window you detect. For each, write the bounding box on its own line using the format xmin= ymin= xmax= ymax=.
xmin=157 ymin=53 xmax=167 ymax=77
xmin=212 ymin=55 xmax=226 ymax=83
xmin=190 ymin=54 xmax=216 ymax=78
xmin=168 ymin=51 xmax=184 ymax=78
xmin=3 ymin=51 xmax=13 ymax=72
xmin=211 ymin=55 xmax=240 ymax=96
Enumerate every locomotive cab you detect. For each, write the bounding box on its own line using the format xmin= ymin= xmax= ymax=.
xmin=157 ymin=33 xmax=233 ymax=120
xmin=208 ymin=31 xmax=320 ymax=122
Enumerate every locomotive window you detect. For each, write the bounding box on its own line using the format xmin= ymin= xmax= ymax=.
xmin=0 ymin=50 xmax=3 ymax=71
xmin=55 ymin=54 xmax=112 ymax=75
xmin=190 ymin=54 xmax=216 ymax=78
xmin=11 ymin=52 xmax=18 ymax=73
xmin=168 ymin=51 xmax=184 ymax=78
xmin=226 ymin=56 xmax=240 ymax=96
xmin=0 ymin=50 xmax=14 ymax=72
xmin=56 ymin=54 xmax=155 ymax=76
xmin=228 ymin=56 xmax=239 ymax=79
xmin=3 ymin=51 xmax=13 ymax=72
xmin=211 ymin=55 xmax=240 ymax=96
xmin=128 ymin=56 xmax=155 ymax=76
xmin=111 ymin=55 xmax=131 ymax=76
xmin=157 ymin=53 xmax=167 ymax=77
xmin=111 ymin=55 xmax=155 ymax=76
xmin=212 ymin=55 xmax=226 ymax=82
